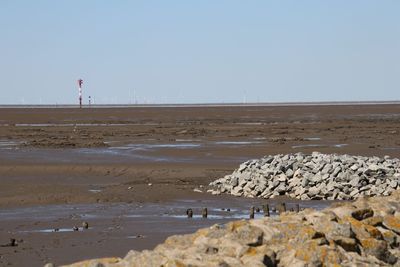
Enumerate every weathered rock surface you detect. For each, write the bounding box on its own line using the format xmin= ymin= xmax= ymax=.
xmin=63 ymin=191 xmax=400 ymax=267
xmin=209 ymin=152 xmax=400 ymax=200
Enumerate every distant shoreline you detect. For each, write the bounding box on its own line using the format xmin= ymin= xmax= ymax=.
xmin=1 ymin=100 xmax=400 ymax=108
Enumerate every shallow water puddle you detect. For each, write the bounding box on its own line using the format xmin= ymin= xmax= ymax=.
xmin=20 ymin=227 xmax=87 ymax=233
xmin=235 ymin=122 xmax=264 ymax=125
xmin=292 ymin=143 xmax=348 ymax=149
xmin=109 ymin=143 xmax=202 ymax=151
xmin=214 ymin=141 xmax=264 ymax=145
xmin=175 ymin=139 xmax=201 ymax=142
xmin=382 ymin=147 xmax=400 ymax=150
xmin=333 ymin=144 xmax=348 ymax=148
xmin=127 ymin=235 xmax=146 ymax=239
xmin=0 ymin=140 xmax=20 ymax=149
xmin=3 ymin=198 xmax=334 ymax=236
xmin=88 ymin=189 xmax=102 ymax=193
xmin=304 ymin=137 xmax=321 ymax=141
xmin=14 ymin=123 xmax=156 ymax=127
xmin=292 ymin=144 xmax=327 ymax=149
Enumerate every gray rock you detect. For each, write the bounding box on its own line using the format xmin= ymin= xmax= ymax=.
xmin=277 ymin=173 xmax=287 ymax=182
xmin=275 ymin=183 xmax=287 ymax=194
xmin=390 ymin=180 xmax=398 ymax=188
xmin=311 ymin=173 xmax=322 ymax=183
xmin=332 ymin=166 xmax=342 ymax=177
xmin=209 ymin=152 xmax=400 ymax=201
xmin=229 ymin=176 xmax=239 ymax=187
xmin=350 ymin=164 xmax=359 ymax=171
xmin=231 ymin=186 xmax=243 ymax=196
xmin=350 ymin=189 xmax=359 ymax=197
xmin=285 ymin=168 xmax=294 ymax=178
xmin=349 ymin=176 xmax=360 ymax=187
xmin=307 ymin=187 xmax=320 ymax=197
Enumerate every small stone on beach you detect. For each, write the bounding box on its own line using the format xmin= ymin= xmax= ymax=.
xmin=82 ymin=221 xmax=89 ymax=229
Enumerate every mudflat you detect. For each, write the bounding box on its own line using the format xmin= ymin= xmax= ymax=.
xmin=0 ymin=104 xmax=399 ymax=266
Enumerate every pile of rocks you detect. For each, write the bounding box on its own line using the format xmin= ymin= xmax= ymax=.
xmin=64 ymin=191 xmax=400 ymax=266
xmin=209 ymin=152 xmax=400 ymax=200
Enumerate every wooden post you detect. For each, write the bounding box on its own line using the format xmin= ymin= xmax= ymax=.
xmin=202 ymin=208 xmax=208 ymax=218
xmin=187 ymin=208 xmax=193 ymax=218
xmin=295 ymin=204 xmax=300 ymax=213
xmin=262 ymin=204 xmax=270 ymax=217
xmin=250 ymin=206 xmax=255 ymax=219
xmin=277 ymin=203 xmax=286 ymax=214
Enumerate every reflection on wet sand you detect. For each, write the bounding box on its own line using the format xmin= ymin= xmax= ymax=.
xmin=4 ymin=197 xmax=334 ymax=236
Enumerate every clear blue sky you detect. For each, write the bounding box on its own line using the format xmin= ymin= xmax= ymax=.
xmin=1 ymin=1 xmax=399 ymax=104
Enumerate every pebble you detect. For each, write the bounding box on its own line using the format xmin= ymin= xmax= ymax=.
xmin=82 ymin=221 xmax=89 ymax=229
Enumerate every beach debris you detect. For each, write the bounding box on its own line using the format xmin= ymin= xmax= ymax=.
xmin=193 ymin=188 xmax=203 ymax=193
xmin=44 ymin=263 xmax=55 ymax=267
xmin=207 ymin=189 xmax=220 ymax=195
xmin=295 ymin=204 xmax=300 ymax=213
xmin=202 ymin=208 xmax=208 ymax=218
xmin=262 ymin=204 xmax=270 ymax=217
xmin=147 ymin=183 xmax=152 ymax=186
xmin=209 ymin=152 xmax=400 ymax=200
xmin=128 ymin=186 xmax=133 ymax=190
xmin=186 ymin=208 xmax=193 ymax=218
xmin=129 ymin=235 xmax=145 ymax=239
xmin=1 ymin=238 xmax=17 ymax=247
xmin=73 ymin=226 xmax=79 ymax=231
xmin=277 ymin=203 xmax=286 ymax=214
xmin=82 ymin=221 xmax=89 ymax=229
xmin=249 ymin=206 xmax=255 ymax=219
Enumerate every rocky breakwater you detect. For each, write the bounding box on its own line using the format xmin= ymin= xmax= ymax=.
xmin=209 ymin=152 xmax=400 ymax=200
xmin=63 ymin=191 xmax=400 ymax=266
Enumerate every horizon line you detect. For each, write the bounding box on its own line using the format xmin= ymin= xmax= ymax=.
xmin=0 ymin=100 xmax=400 ymax=109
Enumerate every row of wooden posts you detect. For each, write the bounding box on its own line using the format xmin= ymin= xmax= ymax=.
xmin=186 ymin=203 xmax=301 ymax=219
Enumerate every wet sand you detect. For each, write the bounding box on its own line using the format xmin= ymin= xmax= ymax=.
xmin=0 ymin=104 xmax=400 ymax=266
xmin=0 ymin=195 xmax=334 ymax=266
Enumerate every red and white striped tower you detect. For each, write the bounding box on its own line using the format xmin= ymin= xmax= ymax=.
xmin=77 ymin=79 xmax=83 ymax=108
